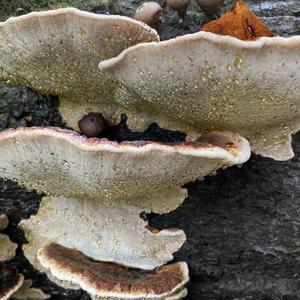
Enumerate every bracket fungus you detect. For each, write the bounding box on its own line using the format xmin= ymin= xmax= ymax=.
xmin=0 ymin=213 xmax=17 ymax=263
xmin=38 ymin=242 xmax=189 ymax=299
xmin=0 ymin=215 xmax=20 ymax=300
xmin=0 ymin=266 xmax=24 ymax=300
xmin=0 ymin=266 xmax=48 ymax=300
xmin=11 ymin=279 xmax=49 ymax=300
xmin=99 ymin=3 xmax=300 ymax=161
xmin=0 ymin=8 xmax=159 ymax=130
xmin=0 ymin=215 xmax=47 ymax=300
xmin=0 ymin=127 xmax=250 ymax=297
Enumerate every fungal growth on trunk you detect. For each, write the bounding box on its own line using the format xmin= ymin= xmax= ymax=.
xmin=0 ymin=127 xmax=250 ymax=298
xmin=0 ymin=215 xmax=21 ymax=300
xmin=0 ymin=8 xmax=159 ymax=130
xmin=0 ymin=265 xmax=24 ymax=300
xmin=38 ymin=242 xmax=189 ymax=299
xmin=0 ymin=213 xmax=17 ymax=263
xmin=1 ymin=5 xmax=297 ymax=161
xmin=0 ymin=214 xmax=48 ymax=300
xmin=99 ymin=1 xmax=300 ymax=161
xmin=11 ymin=279 xmax=49 ymax=300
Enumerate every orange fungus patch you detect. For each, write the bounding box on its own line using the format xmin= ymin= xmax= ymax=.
xmin=201 ymin=0 xmax=274 ymax=40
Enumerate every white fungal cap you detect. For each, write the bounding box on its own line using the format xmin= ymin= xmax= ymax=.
xmin=37 ymin=242 xmax=188 ymax=299
xmin=0 ymin=8 xmax=159 ymax=130
xmin=0 ymin=214 xmax=17 ymax=263
xmin=0 ymin=233 xmax=17 ymax=262
xmin=0 ymin=127 xmax=250 ymax=211
xmin=21 ymin=196 xmax=186 ymax=275
xmin=99 ymin=32 xmax=300 ymax=161
xmin=12 ymin=279 xmax=50 ymax=300
xmin=0 ymin=127 xmax=250 ymax=293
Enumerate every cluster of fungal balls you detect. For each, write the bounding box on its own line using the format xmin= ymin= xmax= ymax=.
xmin=134 ymin=0 xmax=224 ymax=27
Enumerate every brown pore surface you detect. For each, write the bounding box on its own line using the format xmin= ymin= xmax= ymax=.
xmin=39 ymin=242 xmax=188 ymax=296
xmin=202 ymin=0 xmax=274 ymax=40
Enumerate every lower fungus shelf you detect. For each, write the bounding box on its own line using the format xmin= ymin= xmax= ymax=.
xmin=0 ymin=265 xmax=24 ymax=300
xmin=21 ymin=195 xmax=186 ymax=274
xmin=0 ymin=126 xmax=250 ymax=299
xmin=37 ymin=241 xmax=189 ymax=299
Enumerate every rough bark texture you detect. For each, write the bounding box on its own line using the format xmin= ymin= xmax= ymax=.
xmin=0 ymin=1 xmax=299 ymax=299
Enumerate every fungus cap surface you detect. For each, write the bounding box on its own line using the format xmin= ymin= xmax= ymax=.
xmin=21 ymin=196 xmax=186 ymax=274
xmin=0 ymin=233 xmax=18 ymax=262
xmin=38 ymin=242 xmax=188 ymax=299
xmin=0 ymin=214 xmax=17 ymax=263
xmin=0 ymin=127 xmax=249 ymax=289
xmin=0 ymin=8 xmax=159 ymax=130
xmin=0 ymin=127 xmax=250 ymax=209
xmin=12 ymin=279 xmax=49 ymax=300
xmin=99 ymin=32 xmax=300 ymax=160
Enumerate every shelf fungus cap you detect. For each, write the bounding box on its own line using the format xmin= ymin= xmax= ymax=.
xmin=0 ymin=127 xmax=250 ymax=212
xmin=38 ymin=242 xmax=188 ymax=299
xmin=0 ymin=214 xmax=17 ymax=262
xmin=0 ymin=266 xmax=24 ymax=300
xmin=0 ymin=8 xmax=159 ymax=130
xmin=12 ymin=279 xmax=50 ymax=300
xmin=99 ymin=30 xmax=300 ymax=161
xmin=0 ymin=127 xmax=249 ymax=292
xmin=0 ymin=234 xmax=18 ymax=262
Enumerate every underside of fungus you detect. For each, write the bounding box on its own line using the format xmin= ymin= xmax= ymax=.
xmin=0 ymin=127 xmax=250 ymax=295
xmin=99 ymin=32 xmax=300 ymax=161
xmin=0 ymin=8 xmax=159 ymax=130
xmin=38 ymin=242 xmax=188 ymax=299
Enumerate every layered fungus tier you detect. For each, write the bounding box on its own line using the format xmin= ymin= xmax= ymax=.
xmin=0 ymin=127 xmax=250 ymax=298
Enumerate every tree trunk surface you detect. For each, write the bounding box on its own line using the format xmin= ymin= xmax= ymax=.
xmin=0 ymin=1 xmax=299 ymax=299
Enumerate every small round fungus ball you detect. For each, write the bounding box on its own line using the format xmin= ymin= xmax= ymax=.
xmin=196 ymin=0 xmax=224 ymax=16
xmin=167 ymin=0 xmax=191 ymax=18
xmin=134 ymin=2 xmax=163 ymax=28
xmin=78 ymin=113 xmax=107 ymax=138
